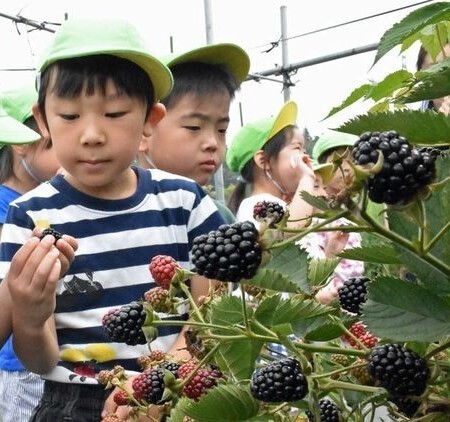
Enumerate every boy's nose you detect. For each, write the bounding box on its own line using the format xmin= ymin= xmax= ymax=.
xmin=80 ymin=122 xmax=106 ymax=145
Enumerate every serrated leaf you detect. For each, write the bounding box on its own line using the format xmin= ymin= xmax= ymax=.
xmin=324 ymin=83 xmax=373 ymax=120
xmin=299 ymin=191 xmax=331 ymax=211
xmin=248 ymin=268 xmax=301 ymax=293
xmin=337 ymin=244 xmax=401 ymax=264
xmin=374 ymin=2 xmax=450 ymax=65
xmin=177 ymin=385 xmax=259 ymax=421
xmin=337 ymin=110 xmax=450 ymax=145
xmin=304 ymin=321 xmax=345 ymax=342
xmin=308 ymin=258 xmax=340 ymax=286
xmin=369 ymin=69 xmax=413 ymax=101
xmin=362 ymin=276 xmax=450 ymax=342
xmin=271 ymin=296 xmax=333 ymax=325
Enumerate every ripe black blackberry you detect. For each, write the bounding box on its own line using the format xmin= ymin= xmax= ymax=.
xmin=159 ymin=361 xmax=181 ymax=378
xmin=191 ymin=221 xmax=262 ymax=283
xmin=415 ymin=146 xmax=444 ymax=160
xmin=253 ymin=200 xmax=285 ymax=226
xmin=389 ymin=395 xmax=421 ymax=418
xmin=102 ymin=302 xmax=147 ymax=346
xmin=306 ymin=398 xmax=340 ymax=422
xmin=352 ymin=131 xmax=436 ymax=204
xmin=132 ymin=368 xmax=166 ymax=404
xmin=338 ymin=276 xmax=370 ymax=315
xmin=250 ymin=358 xmax=308 ymax=403
xmin=367 ymin=343 xmax=430 ymax=397
xmin=40 ymin=227 xmax=62 ymax=242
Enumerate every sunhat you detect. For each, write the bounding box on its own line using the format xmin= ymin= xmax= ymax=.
xmin=2 ymin=82 xmax=38 ymax=123
xmin=226 ymin=100 xmax=298 ymax=173
xmin=312 ymin=130 xmax=358 ymax=162
xmin=0 ymin=101 xmax=40 ymax=145
xmin=166 ymin=43 xmax=250 ymax=84
xmin=37 ymin=18 xmax=173 ymax=101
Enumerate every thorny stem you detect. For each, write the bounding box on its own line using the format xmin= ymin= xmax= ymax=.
xmin=320 ymin=379 xmax=383 ymax=394
xmin=425 ymin=221 xmax=450 ymax=253
xmin=179 ymin=282 xmax=204 ymax=323
xmin=293 ymin=340 xmax=368 ymax=357
xmin=425 ymin=340 xmax=450 ymax=360
xmin=311 ymin=361 xmax=367 ymax=380
xmin=240 ymin=284 xmax=250 ymax=331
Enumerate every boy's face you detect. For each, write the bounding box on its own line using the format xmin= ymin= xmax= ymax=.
xmin=34 ymin=75 xmax=163 ymax=198
xmin=141 ymin=92 xmax=231 ymax=186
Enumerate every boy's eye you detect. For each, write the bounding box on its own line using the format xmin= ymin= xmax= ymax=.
xmin=60 ymin=114 xmax=78 ymax=121
xmin=106 ymin=112 xmax=126 ymax=118
xmin=218 ymin=128 xmax=227 ymax=134
xmin=184 ymin=126 xmax=200 ymax=131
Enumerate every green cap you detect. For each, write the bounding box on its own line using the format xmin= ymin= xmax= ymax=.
xmin=0 ymin=100 xmax=40 ymax=145
xmin=166 ymin=43 xmax=250 ymax=84
xmin=312 ymin=130 xmax=358 ymax=161
xmin=2 ymin=82 xmax=38 ymax=123
xmin=226 ymin=100 xmax=298 ymax=173
xmin=37 ymin=18 xmax=173 ymax=101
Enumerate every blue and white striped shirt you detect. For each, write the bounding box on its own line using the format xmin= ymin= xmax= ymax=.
xmin=0 ymin=166 xmax=225 ymax=384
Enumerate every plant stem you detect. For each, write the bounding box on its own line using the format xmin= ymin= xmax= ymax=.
xmin=240 ymin=284 xmax=250 ymax=331
xmin=311 ymin=361 xmax=366 ymax=380
xmin=179 ymin=282 xmax=204 ymax=323
xmin=152 ymin=319 xmax=242 ymax=334
xmin=293 ymin=341 xmax=368 ymax=357
xmin=417 ymin=199 xmax=426 ymax=253
xmin=424 ymin=221 xmax=450 ymax=253
xmin=320 ymin=379 xmax=384 ymax=394
xmin=425 ymin=340 xmax=450 ymax=360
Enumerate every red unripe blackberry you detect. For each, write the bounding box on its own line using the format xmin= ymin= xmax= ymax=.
xmin=352 ymin=131 xmax=436 ymax=205
xmin=343 ymin=321 xmax=378 ymax=349
xmin=144 ymin=286 xmax=171 ymax=312
xmin=367 ymin=344 xmax=430 ymax=397
xmin=149 ymin=255 xmax=181 ymax=290
xmin=102 ymin=302 xmax=147 ymax=346
xmin=191 ymin=221 xmax=262 ymax=283
xmin=307 ymin=398 xmax=340 ymax=422
xmin=253 ymin=200 xmax=285 ymax=226
xmin=250 ymin=358 xmax=308 ymax=403
xmin=181 ymin=366 xmax=223 ymax=400
xmin=132 ymin=368 xmax=166 ymax=404
xmin=39 ymin=227 xmax=63 ymax=243
xmin=338 ymin=276 xmax=370 ymax=315
xmin=113 ymin=390 xmax=130 ymax=406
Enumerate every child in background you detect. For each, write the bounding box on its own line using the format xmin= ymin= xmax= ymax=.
xmin=0 ymin=18 xmax=225 ymax=422
xmin=226 ymin=100 xmax=317 ymax=228
xmin=137 ymin=43 xmax=250 ymax=224
xmin=0 ymin=82 xmax=61 ymax=422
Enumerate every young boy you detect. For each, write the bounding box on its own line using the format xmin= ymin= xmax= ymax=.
xmin=0 ymin=18 xmax=225 ymax=421
xmin=137 ymin=43 xmax=250 ymax=223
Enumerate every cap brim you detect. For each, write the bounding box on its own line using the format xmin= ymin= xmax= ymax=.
xmin=166 ymin=43 xmax=250 ymax=84
xmin=267 ymin=100 xmax=298 ymax=139
xmin=312 ymin=130 xmax=358 ymax=161
xmin=0 ymin=109 xmax=40 ymax=144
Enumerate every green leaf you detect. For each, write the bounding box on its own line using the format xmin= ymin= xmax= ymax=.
xmin=362 ymin=276 xmax=450 ymax=342
xmin=271 ymin=295 xmax=333 ymax=325
xmin=299 ymin=191 xmax=331 ymax=211
xmin=337 ymin=244 xmax=401 ymax=264
xmin=369 ymin=69 xmax=413 ymax=101
xmin=337 ymin=109 xmax=450 ymax=145
xmin=324 ymin=83 xmax=372 ymax=120
xmin=248 ymin=268 xmax=301 ymax=293
xmin=175 ymin=385 xmax=259 ymax=421
xmin=304 ymin=321 xmax=345 ymax=342
xmin=374 ymin=2 xmax=450 ymax=65
xmin=262 ymin=244 xmax=309 ymax=292
xmin=308 ymin=258 xmax=340 ymax=286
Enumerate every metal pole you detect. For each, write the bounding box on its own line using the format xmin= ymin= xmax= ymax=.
xmin=204 ymin=0 xmax=225 ymax=203
xmin=280 ymin=6 xmax=290 ymax=101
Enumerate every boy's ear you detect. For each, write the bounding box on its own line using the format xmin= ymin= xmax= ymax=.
xmin=32 ymin=104 xmax=50 ymax=141
xmin=253 ymin=150 xmax=269 ymax=170
xmin=143 ymin=102 xmax=166 ymax=137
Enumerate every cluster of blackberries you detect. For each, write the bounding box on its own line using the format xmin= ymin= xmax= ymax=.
xmin=367 ymin=343 xmax=430 ymax=397
xmin=338 ymin=276 xmax=370 ymax=315
xmin=306 ymin=398 xmax=340 ymax=422
xmin=102 ymin=301 xmax=147 ymax=346
xmin=352 ymin=131 xmax=436 ymax=204
xmin=250 ymin=358 xmax=308 ymax=403
xmin=191 ymin=221 xmax=262 ymax=283
xmin=253 ymin=200 xmax=285 ymax=226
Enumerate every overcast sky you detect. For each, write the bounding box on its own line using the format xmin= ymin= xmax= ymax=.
xmin=0 ymin=0 xmax=431 ymax=138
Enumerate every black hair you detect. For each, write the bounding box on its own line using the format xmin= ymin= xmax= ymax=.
xmin=162 ymin=62 xmax=239 ymax=108
xmin=416 ymin=44 xmax=428 ymax=71
xmin=227 ymin=126 xmax=294 ymax=214
xmin=37 ymin=55 xmax=155 ymax=123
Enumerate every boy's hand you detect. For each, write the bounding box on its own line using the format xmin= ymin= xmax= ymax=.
xmin=7 ymin=236 xmax=61 ymax=327
xmin=33 ymin=227 xmax=78 ymax=277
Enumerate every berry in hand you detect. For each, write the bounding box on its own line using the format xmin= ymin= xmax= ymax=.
xmin=39 ymin=227 xmax=63 ymax=243
xmin=338 ymin=276 xmax=370 ymax=315
xmin=191 ymin=221 xmax=262 ymax=283
xmin=149 ymin=255 xmax=181 ymax=290
xmin=250 ymin=358 xmax=308 ymax=403
xmin=102 ymin=302 xmax=147 ymax=346
xmin=352 ymin=131 xmax=436 ymax=205
xmin=367 ymin=343 xmax=429 ymax=396
xmin=132 ymin=368 xmax=166 ymax=404
xmin=253 ymin=200 xmax=285 ymax=226
xmin=306 ymin=398 xmax=340 ymax=422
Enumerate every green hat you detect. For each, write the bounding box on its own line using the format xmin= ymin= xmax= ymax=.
xmin=0 ymin=100 xmax=40 ymax=145
xmin=37 ymin=18 xmax=173 ymax=101
xmin=226 ymin=100 xmax=298 ymax=173
xmin=166 ymin=43 xmax=250 ymax=84
xmin=2 ymin=82 xmax=38 ymax=123
xmin=312 ymin=130 xmax=358 ymax=161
